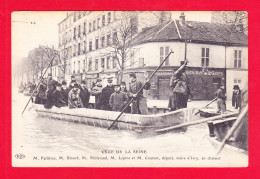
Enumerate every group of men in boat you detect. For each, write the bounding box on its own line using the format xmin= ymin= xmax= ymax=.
xmin=32 ymin=60 xmax=242 ymax=114
xmin=34 ymin=72 xmax=151 ymax=114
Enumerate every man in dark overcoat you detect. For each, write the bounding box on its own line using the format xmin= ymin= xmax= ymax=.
xmin=79 ymin=80 xmax=90 ymax=108
xmin=99 ymin=78 xmax=114 ymax=111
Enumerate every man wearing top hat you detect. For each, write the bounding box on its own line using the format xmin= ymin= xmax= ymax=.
xmin=99 ymin=78 xmax=114 ymax=111
xmin=52 ymin=82 xmax=67 ymax=108
xmin=91 ymin=78 xmax=103 ymax=109
xmin=68 ymin=75 xmax=77 ymax=92
xmin=79 ymin=80 xmax=90 ymax=108
xmin=109 ymin=84 xmax=129 ymax=112
xmin=60 ymin=81 xmax=69 ymax=105
xmin=44 ymin=80 xmax=57 ymax=109
xmin=128 ymin=73 xmax=151 ymax=115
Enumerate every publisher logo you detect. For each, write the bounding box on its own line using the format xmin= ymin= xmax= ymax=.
xmin=15 ymin=153 xmax=25 ymax=159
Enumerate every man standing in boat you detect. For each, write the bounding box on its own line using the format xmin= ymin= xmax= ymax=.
xmin=91 ymin=78 xmax=103 ymax=109
xmin=120 ymin=81 xmax=131 ymax=113
xmin=216 ymin=82 xmax=226 ymax=114
xmin=99 ymin=78 xmax=114 ymax=111
xmin=79 ymin=80 xmax=90 ymax=108
xmin=52 ymin=82 xmax=67 ymax=108
xmin=128 ymin=73 xmax=151 ymax=115
xmin=109 ymin=84 xmax=129 ymax=112
xmin=168 ymin=61 xmax=190 ymax=111
xmin=60 ymin=81 xmax=69 ymax=106
xmin=68 ymin=83 xmax=84 ymax=109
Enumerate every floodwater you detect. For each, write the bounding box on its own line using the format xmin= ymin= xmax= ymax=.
xmin=12 ymin=90 xmax=247 ymax=167
xmin=12 ymin=90 xmax=213 ymax=155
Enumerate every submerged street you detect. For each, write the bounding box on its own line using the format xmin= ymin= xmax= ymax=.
xmin=12 ymin=90 xmax=246 ymax=167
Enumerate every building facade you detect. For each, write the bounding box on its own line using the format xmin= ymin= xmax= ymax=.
xmin=58 ymin=12 xmax=248 ymax=100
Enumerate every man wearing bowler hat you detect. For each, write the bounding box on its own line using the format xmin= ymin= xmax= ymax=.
xmin=99 ymin=78 xmax=114 ymax=110
xmin=128 ymin=73 xmax=151 ymax=115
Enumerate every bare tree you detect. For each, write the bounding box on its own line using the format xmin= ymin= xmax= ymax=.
xmin=213 ymin=11 xmax=248 ymax=34
xmin=107 ymin=12 xmax=138 ymax=83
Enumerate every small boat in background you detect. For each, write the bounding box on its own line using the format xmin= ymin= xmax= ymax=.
xmin=199 ymin=107 xmax=234 ymax=118
xmin=33 ymin=104 xmax=194 ymax=132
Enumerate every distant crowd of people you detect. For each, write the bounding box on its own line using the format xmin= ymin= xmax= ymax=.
xmin=19 ymin=81 xmax=36 ymax=93
xmin=33 ymin=73 xmax=151 ymax=114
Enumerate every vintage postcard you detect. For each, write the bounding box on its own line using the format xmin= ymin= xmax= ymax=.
xmin=11 ymin=11 xmax=248 ymax=167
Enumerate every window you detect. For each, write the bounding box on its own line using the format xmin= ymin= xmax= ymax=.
xmin=95 ymin=38 xmax=99 ymax=49
xmin=108 ymin=12 xmax=111 ymax=23
xmin=234 ymin=50 xmax=242 ymax=68
xmin=88 ymin=59 xmax=92 ymax=71
xmin=83 ymin=59 xmax=86 ymax=72
xmin=102 ymin=15 xmax=105 ymax=26
xmin=83 ymin=41 xmax=86 ymax=53
xmin=113 ymin=57 xmax=117 ymax=68
xmin=113 ymin=32 xmax=117 ymax=44
xmin=83 ymin=22 xmax=86 ymax=35
xmin=89 ymin=22 xmax=91 ymax=32
xmin=107 ymin=56 xmax=110 ymax=69
xmin=107 ymin=34 xmax=111 ymax=46
xmin=101 ymin=36 xmax=105 ymax=48
xmin=95 ymin=59 xmax=99 ymax=70
xmin=97 ymin=18 xmax=100 ymax=28
xmin=78 ymin=43 xmax=80 ymax=55
xmin=73 ymin=61 xmax=75 ymax=73
xmin=201 ymin=47 xmax=209 ymax=67
xmin=74 ymin=45 xmax=77 ymax=56
xmin=93 ymin=20 xmax=96 ymax=31
xmin=89 ymin=41 xmax=92 ymax=51
xmin=160 ymin=46 xmax=170 ymax=66
xmin=78 ymin=25 xmax=81 ymax=38
xmin=73 ymin=12 xmax=76 ymax=22
xmin=78 ymin=61 xmax=80 ymax=73
xmin=74 ymin=28 xmax=76 ymax=39
xmin=101 ymin=58 xmax=104 ymax=68
xmin=78 ymin=11 xmax=81 ymax=19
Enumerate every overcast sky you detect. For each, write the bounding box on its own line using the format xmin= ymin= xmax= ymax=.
xmin=11 ymin=11 xmax=212 ymax=62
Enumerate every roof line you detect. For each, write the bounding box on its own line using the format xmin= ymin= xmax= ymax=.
xmin=174 ymin=19 xmax=182 ymax=39
xmin=147 ymin=20 xmax=173 ymax=40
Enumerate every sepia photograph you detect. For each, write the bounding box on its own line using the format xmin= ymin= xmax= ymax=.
xmin=11 ymin=11 xmax=248 ymax=167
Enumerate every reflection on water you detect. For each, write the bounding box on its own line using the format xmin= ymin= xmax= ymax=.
xmin=12 ymin=92 xmax=214 ymax=156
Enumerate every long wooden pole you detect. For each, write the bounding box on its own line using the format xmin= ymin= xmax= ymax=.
xmin=21 ymin=52 xmax=57 ymax=115
xmin=108 ymin=51 xmax=174 ymax=130
xmin=156 ymin=111 xmax=239 ymax=133
xmin=216 ymin=105 xmax=248 ymax=155
xmin=194 ymin=97 xmax=218 ymax=115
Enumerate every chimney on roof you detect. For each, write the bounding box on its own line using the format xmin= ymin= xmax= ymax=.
xmin=236 ymin=19 xmax=244 ymax=32
xmin=179 ymin=12 xmax=185 ymax=24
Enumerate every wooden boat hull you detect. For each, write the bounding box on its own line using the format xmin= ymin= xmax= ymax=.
xmin=33 ymin=104 xmax=194 ymax=132
xmin=207 ymin=116 xmax=248 ymax=151
xmin=208 ymin=136 xmax=248 ymax=156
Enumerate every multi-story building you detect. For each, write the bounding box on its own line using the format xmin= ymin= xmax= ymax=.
xmin=58 ymin=11 xmax=171 ymax=87
xmin=58 ymin=12 xmax=248 ymax=100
